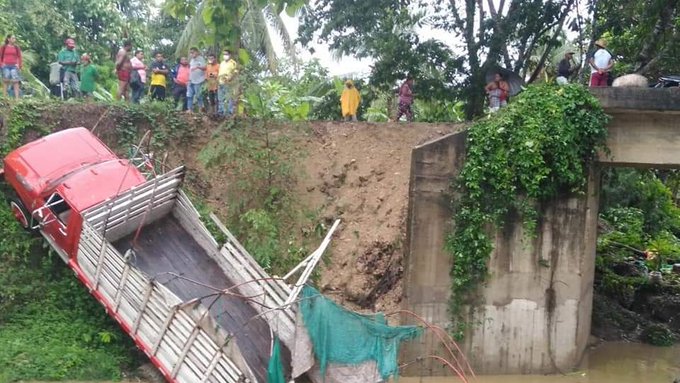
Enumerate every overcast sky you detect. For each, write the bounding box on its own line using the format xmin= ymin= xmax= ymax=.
xmin=279 ymin=13 xmax=374 ymax=77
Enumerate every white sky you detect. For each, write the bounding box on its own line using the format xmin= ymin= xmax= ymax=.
xmin=279 ymin=13 xmax=374 ymax=77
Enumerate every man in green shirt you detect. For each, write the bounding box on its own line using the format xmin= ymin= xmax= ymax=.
xmin=58 ymin=38 xmax=80 ymax=98
xmin=79 ymin=54 xmax=97 ymax=99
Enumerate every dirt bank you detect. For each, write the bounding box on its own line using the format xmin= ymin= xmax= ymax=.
xmin=291 ymin=122 xmax=461 ymax=313
xmin=190 ymin=121 xmax=462 ymax=314
xmin=2 ymin=102 xmax=463 ymax=316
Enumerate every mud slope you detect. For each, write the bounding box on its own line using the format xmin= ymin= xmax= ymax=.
xmin=293 ymin=121 xmax=461 ymax=313
xmin=2 ymin=103 xmax=463 ymax=316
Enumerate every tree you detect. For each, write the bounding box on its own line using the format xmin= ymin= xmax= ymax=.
xmin=298 ymin=0 xmax=577 ymax=118
xmin=591 ymin=0 xmax=680 ymax=77
xmin=165 ymin=0 xmax=306 ymax=72
xmin=0 ymin=0 xmax=152 ymax=81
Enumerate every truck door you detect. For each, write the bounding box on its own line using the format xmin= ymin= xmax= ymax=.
xmin=31 ymin=192 xmax=74 ymax=261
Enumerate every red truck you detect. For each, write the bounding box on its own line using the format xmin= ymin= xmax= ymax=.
xmin=1 ymin=128 xmax=302 ymax=382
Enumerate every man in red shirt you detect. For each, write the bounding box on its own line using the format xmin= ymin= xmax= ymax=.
xmin=0 ymin=34 xmax=23 ymax=100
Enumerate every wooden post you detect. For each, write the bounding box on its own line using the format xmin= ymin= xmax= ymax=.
xmin=113 ymin=261 xmax=132 ymax=313
xmin=171 ymin=325 xmax=201 ymax=378
xmin=133 ymin=280 xmax=155 ymax=335
xmin=152 ymin=306 xmax=178 ymax=355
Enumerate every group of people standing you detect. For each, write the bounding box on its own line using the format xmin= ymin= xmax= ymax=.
xmin=0 ymin=35 xmax=239 ymax=115
xmin=114 ymin=42 xmax=238 ymax=114
xmin=484 ymin=37 xmax=615 ymax=113
xmin=556 ymin=38 xmax=613 ymax=87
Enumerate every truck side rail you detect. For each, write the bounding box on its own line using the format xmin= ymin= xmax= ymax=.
xmin=83 ymin=166 xmax=185 ymax=242
xmin=78 ymin=168 xmax=254 ymax=382
xmin=77 ymin=222 xmax=250 ymax=382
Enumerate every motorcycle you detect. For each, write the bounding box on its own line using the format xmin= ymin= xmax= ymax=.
xmin=653 ymin=75 xmax=680 ymax=88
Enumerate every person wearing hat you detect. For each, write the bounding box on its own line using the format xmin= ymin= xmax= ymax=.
xmin=589 ymin=38 xmax=613 ymax=87
xmin=79 ymin=54 xmax=97 ymax=99
xmin=340 ymin=79 xmax=361 ymax=121
xmin=58 ymin=38 xmax=80 ymax=97
xmin=556 ymin=51 xmax=576 ymax=85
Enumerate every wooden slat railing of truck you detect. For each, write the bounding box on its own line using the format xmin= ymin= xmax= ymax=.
xmin=77 ymin=167 xmax=257 ymax=382
xmin=77 ymin=222 xmax=251 ymax=382
xmin=84 ymin=166 xmax=185 ymax=242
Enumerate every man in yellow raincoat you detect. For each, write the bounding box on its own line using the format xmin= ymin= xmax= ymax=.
xmin=340 ymin=79 xmax=361 ymax=121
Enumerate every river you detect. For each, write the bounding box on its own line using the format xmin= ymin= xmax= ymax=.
xmin=29 ymin=342 xmax=680 ymax=383
xmin=401 ymin=342 xmax=680 ymax=383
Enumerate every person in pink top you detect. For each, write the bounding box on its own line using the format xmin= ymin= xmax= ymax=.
xmin=395 ymin=76 xmax=414 ymax=122
xmin=0 ymin=34 xmax=23 ymax=100
xmin=130 ymin=49 xmax=147 ymax=103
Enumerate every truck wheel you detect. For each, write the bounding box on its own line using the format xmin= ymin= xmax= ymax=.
xmin=9 ymin=198 xmax=31 ymax=230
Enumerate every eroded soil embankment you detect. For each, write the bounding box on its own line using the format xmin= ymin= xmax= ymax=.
xmin=2 ymin=103 xmax=463 ymax=315
xmin=189 ymin=121 xmax=462 ymax=314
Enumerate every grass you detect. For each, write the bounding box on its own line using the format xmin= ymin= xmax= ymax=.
xmin=0 ymin=271 xmax=140 ymax=382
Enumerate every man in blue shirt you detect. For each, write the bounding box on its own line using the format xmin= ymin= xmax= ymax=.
xmin=186 ymin=47 xmax=206 ymax=113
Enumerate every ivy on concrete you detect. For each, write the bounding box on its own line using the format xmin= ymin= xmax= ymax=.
xmin=446 ymin=84 xmax=610 ymax=339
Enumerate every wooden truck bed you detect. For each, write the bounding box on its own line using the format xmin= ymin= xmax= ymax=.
xmin=76 ymin=167 xmax=297 ymax=382
xmin=113 ymin=215 xmax=285 ymax=382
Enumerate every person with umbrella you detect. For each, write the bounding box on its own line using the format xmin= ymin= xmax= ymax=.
xmin=485 ymin=72 xmax=510 ymax=112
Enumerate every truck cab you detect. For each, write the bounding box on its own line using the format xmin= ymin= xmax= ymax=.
xmin=2 ymin=128 xmax=146 ymax=261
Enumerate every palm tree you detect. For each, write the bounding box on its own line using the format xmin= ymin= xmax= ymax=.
xmin=171 ymin=0 xmax=305 ymax=73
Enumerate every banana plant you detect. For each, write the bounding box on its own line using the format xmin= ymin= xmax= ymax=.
xmin=165 ymin=0 xmax=307 ymax=73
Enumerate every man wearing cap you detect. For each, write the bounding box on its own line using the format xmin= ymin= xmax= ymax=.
xmin=589 ymin=38 xmax=613 ymax=87
xmin=556 ymin=51 xmax=576 ymax=85
xmin=58 ymin=38 xmax=80 ymax=97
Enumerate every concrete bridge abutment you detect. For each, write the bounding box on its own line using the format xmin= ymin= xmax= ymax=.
xmin=401 ymin=87 xmax=680 ymax=375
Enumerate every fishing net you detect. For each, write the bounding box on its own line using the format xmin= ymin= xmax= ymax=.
xmin=299 ymin=286 xmax=422 ymax=381
xmin=267 ymin=337 xmax=286 ymax=383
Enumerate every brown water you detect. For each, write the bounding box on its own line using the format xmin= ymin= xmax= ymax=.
xmin=401 ymin=342 xmax=680 ymax=383
xmin=29 ymin=342 xmax=680 ymax=383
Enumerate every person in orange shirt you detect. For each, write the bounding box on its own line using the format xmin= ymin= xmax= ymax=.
xmin=206 ymin=53 xmax=220 ymax=114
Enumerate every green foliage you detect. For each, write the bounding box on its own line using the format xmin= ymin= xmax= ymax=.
xmin=299 ymin=0 xmax=576 ymax=118
xmin=243 ymin=79 xmax=315 ymax=121
xmin=598 ymin=207 xmax=646 ymax=252
xmin=113 ymin=101 xmax=193 ymax=150
xmin=445 ymin=84 xmax=609 ymax=338
xmin=601 ymin=169 xmax=680 ymax=236
xmin=642 ymin=323 xmax=676 ymax=347
xmin=0 ymin=191 xmax=139 ymax=380
xmin=598 ymin=269 xmax=646 ymax=305
xmin=414 ymin=99 xmax=465 ymax=123
xmin=240 ymin=208 xmax=280 ymax=269
xmin=0 ymin=99 xmax=54 ymax=155
xmin=198 ymin=120 xmax=319 ymax=275
xmin=166 ymin=0 xmax=306 ymax=72
xmin=594 ymin=0 xmax=680 ymax=77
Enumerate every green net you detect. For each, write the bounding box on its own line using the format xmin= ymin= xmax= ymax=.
xmin=299 ymin=286 xmax=422 ymax=380
xmin=267 ymin=337 xmax=286 ymax=383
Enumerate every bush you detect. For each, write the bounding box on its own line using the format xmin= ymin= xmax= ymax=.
xmin=642 ymin=323 xmax=676 ymax=346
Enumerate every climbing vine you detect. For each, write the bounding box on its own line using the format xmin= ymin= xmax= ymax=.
xmin=446 ymin=84 xmax=610 ymax=338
